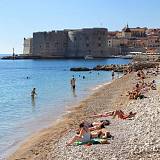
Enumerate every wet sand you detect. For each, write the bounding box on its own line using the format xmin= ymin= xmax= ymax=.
xmin=8 ymin=73 xmax=136 ymax=160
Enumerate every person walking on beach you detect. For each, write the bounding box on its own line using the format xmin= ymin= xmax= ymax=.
xmin=31 ymin=88 xmax=37 ymax=98
xmin=71 ymin=76 xmax=76 ymax=90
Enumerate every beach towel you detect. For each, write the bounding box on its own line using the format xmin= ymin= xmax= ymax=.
xmin=75 ymin=138 xmax=108 ymax=146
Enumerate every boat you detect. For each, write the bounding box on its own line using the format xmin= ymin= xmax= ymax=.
xmin=84 ymin=55 xmax=94 ymax=60
xmin=119 ymin=54 xmax=133 ymax=59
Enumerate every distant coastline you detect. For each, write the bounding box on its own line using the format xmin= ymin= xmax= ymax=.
xmin=0 ymin=54 xmax=12 ymax=58
xmin=1 ymin=54 xmax=133 ymax=60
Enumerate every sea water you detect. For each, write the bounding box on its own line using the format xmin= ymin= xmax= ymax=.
xmin=0 ymin=58 xmax=130 ymax=158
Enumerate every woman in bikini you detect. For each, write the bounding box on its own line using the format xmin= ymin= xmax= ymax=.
xmin=90 ymin=110 xmax=136 ymax=120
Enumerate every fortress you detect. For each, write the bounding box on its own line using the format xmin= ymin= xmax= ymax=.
xmin=23 ymin=26 xmax=160 ymax=58
xmin=23 ymin=28 xmax=119 ymax=58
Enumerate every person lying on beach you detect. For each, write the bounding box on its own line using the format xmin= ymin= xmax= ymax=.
xmin=66 ymin=122 xmax=91 ymax=146
xmin=90 ymin=111 xmax=114 ymax=118
xmin=137 ymin=70 xmax=145 ymax=80
xmin=127 ymin=81 xmax=150 ymax=99
xmin=112 ymin=110 xmax=136 ymax=119
xmin=127 ymin=90 xmax=147 ymax=100
xmin=78 ymin=120 xmax=110 ymax=131
xmin=140 ymin=84 xmax=150 ymax=94
xmin=142 ymin=80 xmax=157 ymax=90
xmin=66 ymin=122 xmax=110 ymax=146
xmin=149 ymin=80 xmax=157 ymax=90
xmin=90 ymin=110 xmax=136 ymax=120
xmin=90 ymin=128 xmax=114 ymax=142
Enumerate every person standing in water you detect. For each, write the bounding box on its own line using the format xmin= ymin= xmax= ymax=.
xmin=71 ymin=76 xmax=76 ymax=90
xmin=112 ymin=70 xmax=115 ymax=79
xmin=31 ymin=88 xmax=37 ymax=98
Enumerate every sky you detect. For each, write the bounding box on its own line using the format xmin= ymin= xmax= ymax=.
xmin=0 ymin=0 xmax=160 ymax=54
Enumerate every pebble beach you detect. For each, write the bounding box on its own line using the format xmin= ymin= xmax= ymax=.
xmin=8 ymin=71 xmax=160 ymax=160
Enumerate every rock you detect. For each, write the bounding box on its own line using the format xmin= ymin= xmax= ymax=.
xmin=70 ymin=67 xmax=91 ymax=71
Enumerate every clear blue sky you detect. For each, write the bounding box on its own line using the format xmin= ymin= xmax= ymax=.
xmin=0 ymin=0 xmax=160 ymax=54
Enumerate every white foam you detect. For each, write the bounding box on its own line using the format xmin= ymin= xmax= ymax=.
xmin=92 ymin=81 xmax=112 ymax=91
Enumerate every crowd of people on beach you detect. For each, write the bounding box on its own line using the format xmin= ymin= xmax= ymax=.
xmin=66 ymin=109 xmax=137 ymax=146
xmin=29 ymin=65 xmax=159 ymax=147
xmin=66 ymin=66 xmax=160 ymax=147
xmin=127 ymin=69 xmax=158 ymax=100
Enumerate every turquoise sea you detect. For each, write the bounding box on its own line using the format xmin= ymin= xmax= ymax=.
xmin=0 ymin=58 xmax=130 ymax=158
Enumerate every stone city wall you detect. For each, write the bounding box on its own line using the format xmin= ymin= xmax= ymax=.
xmin=23 ymin=28 xmax=127 ymax=58
xmin=67 ymin=28 xmax=109 ymax=58
xmin=32 ymin=31 xmax=68 ymax=57
xmin=23 ymin=38 xmax=33 ymax=55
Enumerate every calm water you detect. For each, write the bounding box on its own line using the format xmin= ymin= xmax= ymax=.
xmin=0 ymin=58 xmax=130 ymax=158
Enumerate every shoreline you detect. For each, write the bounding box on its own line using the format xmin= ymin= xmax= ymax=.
xmin=3 ymin=78 xmax=112 ymax=159
xmin=1 ymin=55 xmax=133 ymax=60
xmin=50 ymin=73 xmax=160 ymax=160
xmin=6 ymin=78 xmax=113 ymax=159
xmin=8 ymin=73 xmax=135 ymax=160
xmin=1 ymin=67 xmax=117 ymax=159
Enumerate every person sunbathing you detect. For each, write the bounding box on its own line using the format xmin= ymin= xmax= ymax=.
xmin=75 ymin=120 xmax=110 ymax=133
xmin=151 ymin=83 xmax=157 ymax=90
xmin=66 ymin=122 xmax=107 ymax=146
xmin=112 ymin=110 xmax=136 ymax=119
xmin=90 ymin=110 xmax=136 ymax=120
xmin=66 ymin=122 xmax=92 ymax=146
xmin=127 ymin=90 xmax=141 ymax=99
xmin=128 ymin=91 xmax=135 ymax=99
xmin=92 ymin=128 xmax=114 ymax=139
xmin=127 ymin=81 xmax=148 ymax=99
xmin=137 ymin=70 xmax=145 ymax=80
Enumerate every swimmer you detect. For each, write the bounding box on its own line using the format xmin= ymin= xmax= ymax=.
xmin=71 ymin=76 xmax=76 ymax=89
xmin=31 ymin=88 xmax=37 ymax=97
xmin=112 ymin=70 xmax=115 ymax=77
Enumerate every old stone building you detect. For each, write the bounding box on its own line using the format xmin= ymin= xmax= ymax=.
xmin=24 ymin=26 xmax=160 ymax=57
xmin=32 ymin=30 xmax=68 ymax=57
xmin=23 ymin=28 xmax=111 ymax=58
xmin=122 ymin=25 xmax=147 ymax=38
xmin=67 ymin=28 xmax=108 ymax=57
xmin=23 ymin=38 xmax=33 ymax=55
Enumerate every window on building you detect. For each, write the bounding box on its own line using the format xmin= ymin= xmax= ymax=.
xmin=46 ymin=42 xmax=49 ymax=48
xmin=74 ymin=37 xmax=77 ymax=41
xmin=63 ymin=43 xmax=67 ymax=47
xmin=86 ymin=37 xmax=89 ymax=40
xmin=55 ymin=42 xmax=58 ymax=47
xmin=98 ymin=37 xmax=101 ymax=40
xmin=98 ymin=43 xmax=101 ymax=47
xmin=86 ymin=43 xmax=89 ymax=47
